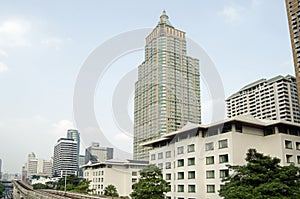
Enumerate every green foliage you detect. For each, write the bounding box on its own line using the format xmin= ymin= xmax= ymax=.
xmin=219 ymin=148 xmax=300 ymax=199
xmin=56 ymin=175 xmax=91 ymax=194
xmin=130 ymin=164 xmax=170 ymax=199
xmin=104 ymin=184 xmax=119 ymax=198
xmin=33 ymin=183 xmax=51 ymax=190
xmin=0 ymin=182 xmax=4 ymax=197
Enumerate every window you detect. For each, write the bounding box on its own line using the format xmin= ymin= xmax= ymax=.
xmin=286 ymin=154 xmax=293 ymax=163
xmin=207 ymin=185 xmax=215 ymax=193
xmin=297 ymin=156 xmax=300 ymax=164
xmin=205 ymin=142 xmax=214 ymax=151
xmin=285 ymin=140 xmax=293 ymax=149
xmin=188 ymin=171 xmax=195 ymax=179
xmin=188 ymin=144 xmax=195 ymax=152
xmin=219 ymin=154 xmax=229 ymax=163
xmin=158 ymin=163 xmax=163 ymax=169
xmin=151 ymin=154 xmax=156 ymax=160
xmin=132 ymin=171 xmax=137 ymax=176
xmin=132 ymin=178 xmax=137 ymax=183
xmin=166 ymin=151 xmax=171 ymax=158
xmin=188 ymin=157 xmax=195 ymax=166
xmin=219 ymin=139 xmax=228 ymax=149
xmin=166 ymin=162 xmax=171 ymax=169
xmin=178 ymin=172 xmax=184 ymax=180
xmin=178 ymin=185 xmax=184 ymax=192
xmin=206 ymin=170 xmax=215 ymax=179
xmin=206 ymin=156 xmax=214 ymax=165
xmin=220 ymin=169 xmax=229 ymax=178
xmin=178 ymin=159 xmax=184 ymax=167
xmin=166 ymin=173 xmax=171 ymax=180
xmin=177 ymin=146 xmax=184 ymax=154
xmin=296 ymin=142 xmax=300 ymax=150
xmin=158 ymin=152 xmax=163 ymax=159
xmin=188 ymin=185 xmax=196 ymax=193
xmin=235 ymin=123 xmax=242 ymax=132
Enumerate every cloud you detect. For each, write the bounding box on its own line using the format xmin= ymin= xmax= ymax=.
xmin=219 ymin=3 xmax=243 ymax=23
xmin=49 ymin=120 xmax=75 ymax=136
xmin=0 ymin=49 xmax=8 ymax=57
xmin=0 ymin=62 xmax=9 ymax=73
xmin=41 ymin=37 xmax=72 ymax=50
xmin=0 ymin=19 xmax=31 ymax=47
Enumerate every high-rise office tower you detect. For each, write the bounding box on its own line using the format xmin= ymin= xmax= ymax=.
xmin=134 ymin=11 xmax=201 ymax=160
xmin=85 ymin=142 xmax=113 ymax=164
xmin=67 ymin=129 xmax=80 ymax=158
xmin=226 ymin=75 xmax=300 ymax=123
xmin=286 ymin=0 xmax=300 ymax=105
xmin=52 ymin=138 xmax=78 ymax=177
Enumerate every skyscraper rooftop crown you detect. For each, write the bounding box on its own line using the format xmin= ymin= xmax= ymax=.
xmin=158 ymin=10 xmax=174 ymax=27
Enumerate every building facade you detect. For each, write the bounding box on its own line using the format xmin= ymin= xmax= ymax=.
xmin=0 ymin=158 xmax=2 ymax=179
xmin=226 ymin=75 xmax=300 ymax=123
xmin=82 ymin=159 xmax=148 ymax=197
xmin=134 ymin=11 xmax=201 ymax=160
xmin=286 ymin=0 xmax=300 ymax=105
xmin=143 ymin=115 xmax=300 ymax=199
xmin=52 ymin=138 xmax=78 ymax=177
xmin=85 ymin=142 xmax=113 ymax=164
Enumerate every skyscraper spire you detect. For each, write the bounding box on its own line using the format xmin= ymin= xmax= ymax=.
xmin=158 ymin=10 xmax=173 ymax=27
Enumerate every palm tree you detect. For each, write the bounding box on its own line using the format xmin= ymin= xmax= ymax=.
xmin=104 ymin=184 xmax=119 ymax=199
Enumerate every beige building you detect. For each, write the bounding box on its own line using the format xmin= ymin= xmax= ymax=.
xmin=226 ymin=75 xmax=300 ymax=123
xmin=82 ymin=159 xmax=148 ymax=197
xmin=286 ymin=0 xmax=300 ymax=105
xmin=134 ymin=11 xmax=201 ymax=160
xmin=143 ymin=115 xmax=300 ymax=199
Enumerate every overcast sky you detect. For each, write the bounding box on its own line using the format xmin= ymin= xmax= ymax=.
xmin=0 ymin=0 xmax=294 ymax=173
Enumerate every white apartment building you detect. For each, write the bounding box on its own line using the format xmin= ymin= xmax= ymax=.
xmin=226 ymin=75 xmax=300 ymax=123
xmin=82 ymin=159 xmax=148 ymax=197
xmin=143 ymin=115 xmax=300 ymax=199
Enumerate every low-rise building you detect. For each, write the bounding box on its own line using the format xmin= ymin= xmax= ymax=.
xmin=143 ymin=115 xmax=300 ymax=199
xmin=82 ymin=159 xmax=148 ymax=197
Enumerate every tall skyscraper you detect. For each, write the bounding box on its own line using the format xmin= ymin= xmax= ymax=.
xmin=134 ymin=11 xmax=201 ymax=160
xmin=226 ymin=75 xmax=300 ymax=123
xmin=286 ymin=0 xmax=300 ymax=105
xmin=52 ymin=138 xmax=78 ymax=177
xmin=67 ymin=129 xmax=80 ymax=157
xmin=85 ymin=142 xmax=113 ymax=164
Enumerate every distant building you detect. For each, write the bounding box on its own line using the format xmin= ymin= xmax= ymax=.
xmin=52 ymin=138 xmax=78 ymax=177
xmin=85 ymin=142 xmax=113 ymax=164
xmin=143 ymin=115 xmax=300 ymax=199
xmin=82 ymin=159 xmax=148 ymax=197
xmin=27 ymin=152 xmax=38 ymax=178
xmin=226 ymin=75 xmax=300 ymax=123
xmin=23 ymin=152 xmax=52 ymax=179
xmin=285 ymin=0 xmax=300 ymax=105
xmin=78 ymin=155 xmax=85 ymax=177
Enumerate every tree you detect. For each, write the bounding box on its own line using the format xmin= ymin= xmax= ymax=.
xmin=130 ymin=164 xmax=170 ymax=199
xmin=0 ymin=182 xmax=4 ymax=198
xmin=33 ymin=183 xmax=51 ymax=190
xmin=104 ymin=184 xmax=119 ymax=198
xmin=219 ymin=148 xmax=300 ymax=199
xmin=56 ymin=175 xmax=91 ymax=193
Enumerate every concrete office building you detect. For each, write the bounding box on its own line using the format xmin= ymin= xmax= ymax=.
xmin=82 ymin=159 xmax=148 ymax=197
xmin=134 ymin=11 xmax=201 ymax=160
xmin=143 ymin=115 xmax=300 ymax=199
xmin=226 ymin=75 xmax=300 ymax=123
xmin=286 ymin=0 xmax=300 ymax=105
xmin=85 ymin=142 xmax=113 ymax=163
xmin=52 ymin=138 xmax=78 ymax=177
xmin=26 ymin=152 xmax=38 ymax=178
